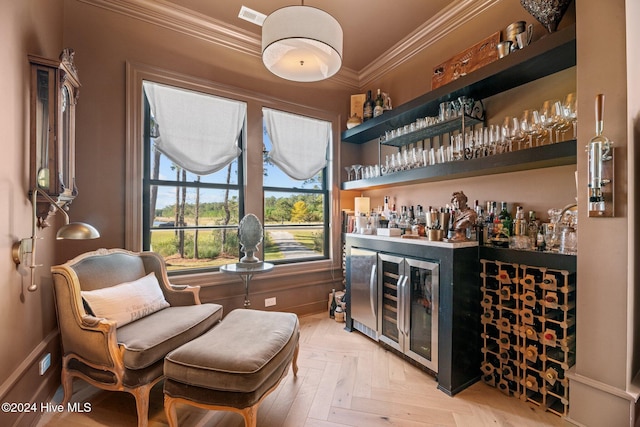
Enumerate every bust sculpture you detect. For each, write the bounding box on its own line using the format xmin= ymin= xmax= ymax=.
xmin=448 ymin=191 xmax=477 ymax=242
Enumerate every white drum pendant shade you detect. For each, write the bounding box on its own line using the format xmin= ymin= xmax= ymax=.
xmin=262 ymin=6 xmax=343 ymax=82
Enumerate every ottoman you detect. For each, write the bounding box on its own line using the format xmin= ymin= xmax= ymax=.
xmin=163 ymin=309 xmax=300 ymax=427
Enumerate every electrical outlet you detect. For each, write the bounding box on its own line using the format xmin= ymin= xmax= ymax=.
xmin=39 ymin=353 xmax=51 ymax=376
xmin=265 ymin=297 xmax=276 ymax=307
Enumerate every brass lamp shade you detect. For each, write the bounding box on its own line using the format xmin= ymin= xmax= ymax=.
xmin=262 ymin=6 xmax=343 ymax=82
xmin=56 ymin=222 xmax=101 ymax=240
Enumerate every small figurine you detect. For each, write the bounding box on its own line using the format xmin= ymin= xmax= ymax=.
xmin=448 ymin=191 xmax=477 ymax=242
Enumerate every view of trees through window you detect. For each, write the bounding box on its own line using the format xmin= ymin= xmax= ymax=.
xmin=143 ymin=89 xmax=243 ymax=272
xmin=262 ymin=124 xmax=328 ymax=263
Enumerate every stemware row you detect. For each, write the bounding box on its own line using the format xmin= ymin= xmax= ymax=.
xmin=502 ymin=92 xmax=577 ymax=151
xmin=343 ymin=93 xmax=577 ymax=181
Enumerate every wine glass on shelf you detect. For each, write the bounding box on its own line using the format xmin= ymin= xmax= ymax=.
xmin=563 ymin=92 xmax=578 ymax=140
xmin=539 ymin=99 xmax=561 ymax=144
xmin=552 ymin=100 xmax=572 ymax=142
xmin=452 ymin=134 xmax=464 ymax=160
xmin=488 ymin=124 xmax=500 ymax=155
xmin=520 ymin=109 xmax=544 ymax=148
xmin=352 ymin=164 xmax=363 ymax=180
xmin=344 ymin=165 xmax=353 ymax=181
xmin=502 ymin=116 xmax=525 ymax=150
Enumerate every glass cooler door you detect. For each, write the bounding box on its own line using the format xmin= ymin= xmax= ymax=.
xmin=378 ymin=253 xmax=404 ymax=352
xmin=404 ymin=258 xmax=439 ymax=372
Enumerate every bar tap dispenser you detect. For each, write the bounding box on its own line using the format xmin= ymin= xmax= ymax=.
xmin=587 ymin=94 xmax=614 ymax=217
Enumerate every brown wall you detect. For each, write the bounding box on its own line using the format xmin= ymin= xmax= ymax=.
xmin=0 ymin=1 xmax=65 ymax=425
xmin=1 ymin=0 xmax=638 ymax=425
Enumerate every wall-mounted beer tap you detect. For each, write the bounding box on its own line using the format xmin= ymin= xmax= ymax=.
xmin=587 ymin=94 xmax=614 ymax=217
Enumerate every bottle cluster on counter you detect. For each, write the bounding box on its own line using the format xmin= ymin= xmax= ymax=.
xmin=475 ymin=200 xmax=543 ymax=250
xmin=345 ymin=195 xmax=576 ymax=253
xmin=476 ymin=201 xmax=577 ymax=254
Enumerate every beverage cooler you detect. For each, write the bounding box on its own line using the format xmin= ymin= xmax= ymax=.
xmin=347 ymin=247 xmax=378 ymax=340
xmin=378 ymin=253 xmax=439 ymax=372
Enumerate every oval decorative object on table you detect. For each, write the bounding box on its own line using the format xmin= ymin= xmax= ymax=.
xmin=520 ymin=0 xmax=572 ymax=33
xmin=238 ymin=213 xmax=263 ymax=265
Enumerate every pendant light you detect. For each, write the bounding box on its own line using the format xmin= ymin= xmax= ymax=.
xmin=261 ymin=2 xmax=343 ymax=82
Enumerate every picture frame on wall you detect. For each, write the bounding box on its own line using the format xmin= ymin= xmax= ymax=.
xmin=350 ymin=94 xmax=366 ymax=121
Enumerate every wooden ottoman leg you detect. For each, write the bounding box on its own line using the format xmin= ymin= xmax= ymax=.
xmin=164 ymin=395 xmax=179 ymax=427
xmin=241 ymin=404 xmax=259 ymax=427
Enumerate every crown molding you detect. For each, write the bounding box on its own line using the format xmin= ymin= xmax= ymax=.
xmin=76 ymin=0 xmax=260 ymax=56
xmin=358 ymin=0 xmax=502 ymax=87
xmin=76 ymin=0 xmax=499 ymax=90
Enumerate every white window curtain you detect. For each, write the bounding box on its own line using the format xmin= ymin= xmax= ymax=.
xmin=263 ymin=108 xmax=331 ymax=180
xmin=143 ymin=81 xmax=246 ymax=175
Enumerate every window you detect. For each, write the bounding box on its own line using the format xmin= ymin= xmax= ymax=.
xmin=127 ymin=63 xmax=339 ymax=277
xmin=142 ymin=82 xmax=245 ymax=272
xmin=263 ymin=127 xmax=328 ymax=263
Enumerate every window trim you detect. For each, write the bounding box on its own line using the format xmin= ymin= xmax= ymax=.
xmin=125 ymin=62 xmax=341 ymax=282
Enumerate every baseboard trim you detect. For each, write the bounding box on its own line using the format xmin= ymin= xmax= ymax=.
xmin=0 ymin=329 xmax=59 ymax=400
xmin=0 ymin=330 xmax=61 ymax=427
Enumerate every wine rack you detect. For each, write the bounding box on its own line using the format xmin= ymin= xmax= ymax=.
xmin=480 ymin=259 xmax=576 ymax=417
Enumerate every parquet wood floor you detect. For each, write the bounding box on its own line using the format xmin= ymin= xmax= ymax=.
xmin=37 ymin=312 xmax=568 ymax=426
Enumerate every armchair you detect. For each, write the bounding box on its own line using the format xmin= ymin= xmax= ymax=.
xmin=51 ymin=248 xmax=223 ymax=427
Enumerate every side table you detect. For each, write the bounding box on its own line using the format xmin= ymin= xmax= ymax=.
xmin=220 ymin=262 xmax=274 ymax=308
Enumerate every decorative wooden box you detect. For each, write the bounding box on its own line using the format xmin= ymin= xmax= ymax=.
xmin=432 ymin=32 xmax=501 ymax=90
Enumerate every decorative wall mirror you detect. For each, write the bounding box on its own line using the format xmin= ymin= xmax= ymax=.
xmin=28 ymin=48 xmax=80 ymax=227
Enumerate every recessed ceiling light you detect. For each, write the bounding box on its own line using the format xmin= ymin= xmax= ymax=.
xmin=238 ymin=5 xmax=266 ymax=26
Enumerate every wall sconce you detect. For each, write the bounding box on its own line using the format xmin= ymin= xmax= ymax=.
xmin=12 ymin=188 xmax=100 ymax=292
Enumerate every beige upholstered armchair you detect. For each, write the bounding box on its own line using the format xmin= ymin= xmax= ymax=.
xmin=51 ymin=248 xmax=223 ymax=427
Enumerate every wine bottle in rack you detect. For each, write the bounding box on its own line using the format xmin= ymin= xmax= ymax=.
xmin=482 ymin=307 xmax=498 ymax=324
xmin=502 ymin=365 xmax=515 ymax=381
xmin=541 ymin=274 xmax=558 ymax=291
xmin=499 ymin=346 xmax=518 ymax=363
xmin=520 ymin=307 xmax=535 ymax=325
xmin=523 ymin=374 xmax=540 ymax=392
xmin=521 ymin=290 xmax=536 ymax=307
xmin=483 ymin=259 xmax=500 ymax=276
xmin=523 ymin=342 xmax=543 ymax=366
xmin=483 ymin=274 xmax=500 ymax=291
xmin=523 ymin=265 xmax=546 ymax=283
xmin=497 ymin=379 xmax=510 ymax=395
xmin=522 ymin=324 xmax=539 ymax=341
xmin=520 ymin=274 xmax=536 ymax=291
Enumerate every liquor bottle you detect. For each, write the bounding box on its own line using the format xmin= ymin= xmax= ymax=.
xmin=537 ymin=226 xmax=546 ymax=251
xmin=373 ymin=89 xmax=384 ymax=117
xmin=476 ymin=207 xmax=486 ymax=244
xmin=329 ymin=288 xmax=337 ymax=318
xmin=498 ymin=202 xmax=512 ymax=237
xmin=363 ymin=90 xmax=374 ymax=121
xmin=527 ymin=211 xmax=539 ymax=248
xmin=513 ymin=206 xmax=526 ymax=235
xmin=382 ymin=195 xmax=391 ymax=219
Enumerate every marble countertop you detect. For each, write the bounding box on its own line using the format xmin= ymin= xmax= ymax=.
xmin=345 ymin=233 xmax=479 ymax=249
